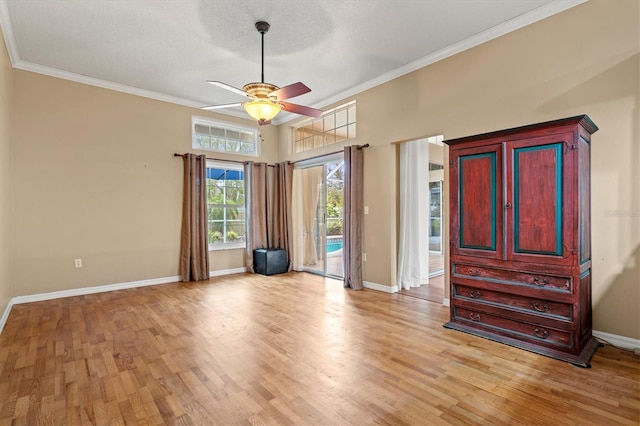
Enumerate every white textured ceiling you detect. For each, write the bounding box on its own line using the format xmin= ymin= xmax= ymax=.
xmin=0 ymin=0 xmax=584 ymax=123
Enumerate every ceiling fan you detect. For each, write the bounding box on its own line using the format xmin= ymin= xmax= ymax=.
xmin=201 ymin=21 xmax=323 ymax=125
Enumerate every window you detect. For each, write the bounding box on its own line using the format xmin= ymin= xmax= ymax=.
xmin=294 ymin=101 xmax=356 ymax=153
xmin=206 ymin=161 xmax=246 ymax=249
xmin=193 ymin=117 xmax=258 ymax=156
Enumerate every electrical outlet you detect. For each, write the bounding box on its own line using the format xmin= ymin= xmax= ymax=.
xmin=362 ymin=253 xmax=367 ymax=261
xmin=364 ymin=206 xmax=369 ymax=215
xmin=74 ymin=258 xmax=82 ymax=268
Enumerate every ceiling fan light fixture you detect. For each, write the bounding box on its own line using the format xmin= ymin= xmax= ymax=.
xmin=202 ymin=21 xmax=322 ymax=122
xmin=243 ymin=98 xmax=282 ymax=123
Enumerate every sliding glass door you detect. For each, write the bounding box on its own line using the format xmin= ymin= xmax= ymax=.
xmin=300 ymin=159 xmax=345 ymax=278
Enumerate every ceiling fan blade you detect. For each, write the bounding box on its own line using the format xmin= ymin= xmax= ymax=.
xmin=270 ymin=82 xmax=311 ymax=101
xmin=280 ymin=101 xmax=323 ymax=118
xmin=201 ymin=102 xmax=243 ymax=110
xmin=207 ymin=81 xmax=249 ymax=97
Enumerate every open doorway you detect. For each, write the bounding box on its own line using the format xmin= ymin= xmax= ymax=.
xmin=398 ymin=136 xmax=446 ymax=303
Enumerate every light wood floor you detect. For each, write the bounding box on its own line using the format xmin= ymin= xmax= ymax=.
xmin=399 ymin=274 xmax=445 ymax=304
xmin=0 ymin=273 xmax=638 ymax=425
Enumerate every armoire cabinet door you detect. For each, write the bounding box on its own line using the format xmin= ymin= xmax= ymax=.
xmin=505 ymin=133 xmax=575 ymax=266
xmin=450 ymin=144 xmax=503 ymax=260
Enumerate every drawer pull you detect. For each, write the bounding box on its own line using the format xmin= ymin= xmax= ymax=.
xmin=533 ymin=328 xmax=549 ymax=339
xmin=532 ymin=277 xmax=549 ymax=286
xmin=533 ymin=302 xmax=550 ymax=312
xmin=468 ymin=268 xmax=480 ymax=276
xmin=469 ymin=290 xmax=481 ymax=299
xmin=469 ymin=313 xmax=481 ymax=322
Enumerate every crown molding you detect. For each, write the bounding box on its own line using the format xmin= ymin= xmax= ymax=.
xmin=12 ymin=60 xmax=253 ymax=121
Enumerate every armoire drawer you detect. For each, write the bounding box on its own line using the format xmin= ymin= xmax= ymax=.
xmin=453 ymin=263 xmax=572 ymax=293
xmin=453 ymin=284 xmax=573 ymax=320
xmin=452 ymin=306 xmax=572 ymax=349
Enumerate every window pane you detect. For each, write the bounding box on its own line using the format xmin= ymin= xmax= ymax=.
xmin=208 ymin=222 xmax=224 ymax=244
xmin=240 ymin=131 xmax=254 ymax=143
xmin=211 ymin=137 xmax=225 ymax=151
xmin=210 ymin=127 xmax=225 ymax=138
xmin=335 ymin=109 xmax=347 ymax=128
xmin=227 ymin=221 xmax=245 ymax=239
xmin=348 ymin=123 xmax=356 ymax=139
xmin=208 ymin=207 xmax=224 ymax=221
xmin=335 ymin=126 xmax=348 ymax=141
xmin=226 ymin=129 xmax=240 ymax=142
xmin=194 ymin=124 xmax=210 ymax=136
xmin=207 ymin=183 xmax=224 ymax=204
xmin=324 ymin=115 xmax=335 ymax=132
xmin=313 ymin=135 xmax=324 ymax=149
xmin=324 ymin=130 xmax=335 ymax=145
xmin=348 ymin=105 xmax=356 ymax=124
xmin=239 ymin=142 xmax=255 ymax=154
xmin=226 ymin=138 xmax=240 ymax=152
xmin=194 ymin=134 xmax=210 ymax=149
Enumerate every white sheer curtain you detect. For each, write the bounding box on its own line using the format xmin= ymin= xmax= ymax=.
xmin=397 ymin=139 xmax=430 ymax=290
xmin=291 ymin=167 xmax=322 ymax=271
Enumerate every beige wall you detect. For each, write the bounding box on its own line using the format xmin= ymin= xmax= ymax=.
xmin=0 ymin=26 xmax=13 ymax=317
xmin=3 ymin=0 xmax=638 ymax=339
xmin=11 ymin=71 xmax=275 ymax=296
xmin=279 ymin=0 xmax=639 ymax=339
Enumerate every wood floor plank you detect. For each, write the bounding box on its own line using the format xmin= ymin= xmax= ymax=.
xmin=0 ymin=272 xmax=638 ymax=425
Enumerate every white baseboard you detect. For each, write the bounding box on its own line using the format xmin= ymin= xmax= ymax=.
xmin=364 ymin=281 xmax=397 ymax=293
xmin=210 ymin=267 xmax=247 ymax=277
xmin=0 ymin=298 xmax=14 ymax=337
xmin=0 ymin=268 xmax=247 ymax=336
xmin=593 ymin=330 xmax=640 ymax=352
xmin=11 ymin=275 xmax=182 ymax=305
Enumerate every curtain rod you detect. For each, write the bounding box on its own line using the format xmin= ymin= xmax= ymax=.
xmin=292 ymin=143 xmax=369 ymax=164
xmin=173 ymin=153 xmax=276 ymax=167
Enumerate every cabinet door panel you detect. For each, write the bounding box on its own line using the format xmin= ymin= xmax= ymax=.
xmin=450 ymin=145 xmax=503 ymax=260
xmin=578 ymin=136 xmax=591 ymax=265
xmin=506 ymin=134 xmax=574 ymax=266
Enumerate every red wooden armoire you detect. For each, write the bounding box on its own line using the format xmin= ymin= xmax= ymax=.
xmin=444 ymin=115 xmax=600 ymax=367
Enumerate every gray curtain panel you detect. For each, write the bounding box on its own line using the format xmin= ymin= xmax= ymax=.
xmin=179 ymin=154 xmax=210 ymax=282
xmin=343 ymin=146 xmax=364 ymax=290
xmin=244 ymin=161 xmax=269 ymax=273
xmin=272 ymin=162 xmax=294 ymax=271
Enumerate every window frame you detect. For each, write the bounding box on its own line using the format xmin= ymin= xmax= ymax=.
xmin=206 ymin=160 xmax=247 ymax=251
xmin=192 ymin=116 xmax=259 ymax=157
xmin=293 ymin=101 xmax=356 ymax=154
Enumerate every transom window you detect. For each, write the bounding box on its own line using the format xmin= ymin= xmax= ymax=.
xmin=294 ymin=101 xmax=356 ymax=153
xmin=193 ymin=117 xmax=258 ymax=156
xmin=206 ymin=161 xmax=246 ymax=250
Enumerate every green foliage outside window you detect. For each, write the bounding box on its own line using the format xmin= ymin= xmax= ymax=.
xmin=206 ymin=168 xmax=246 ymax=246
